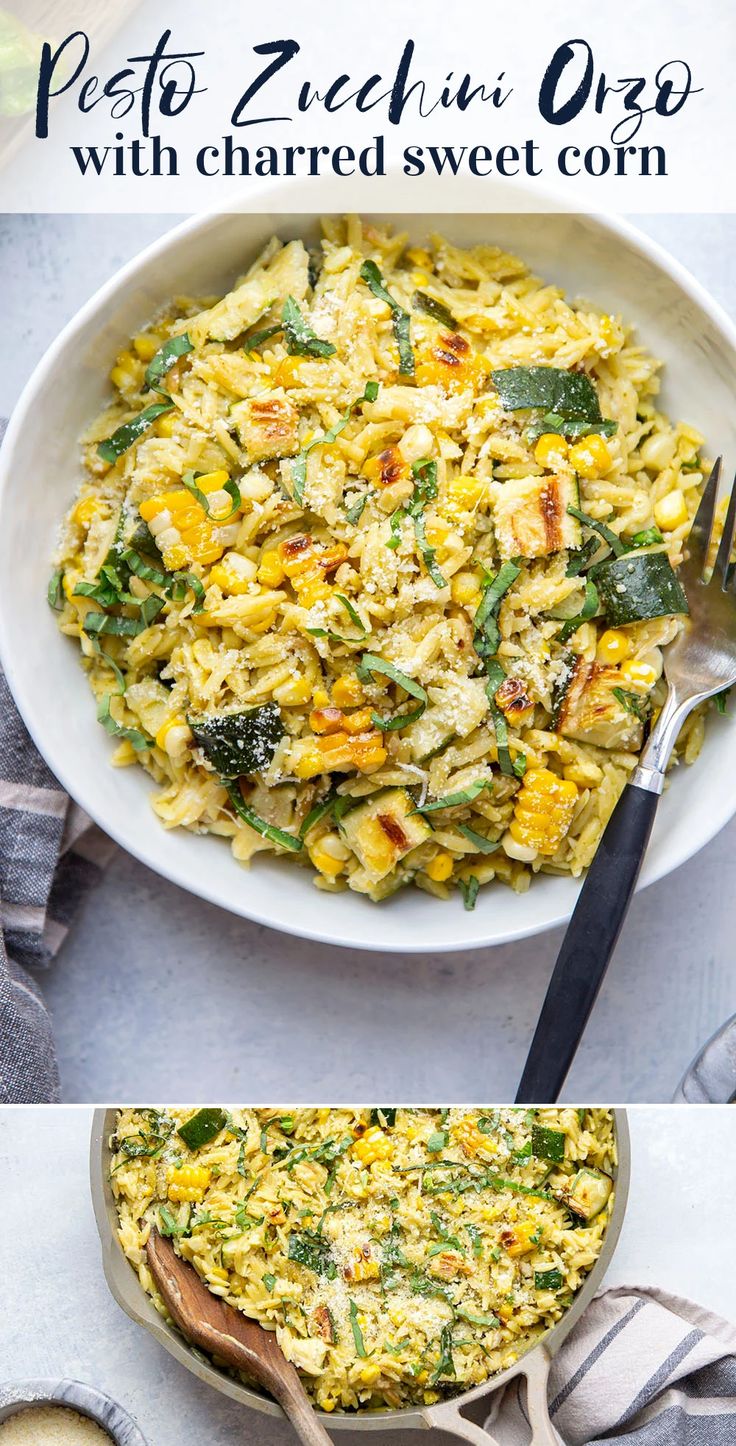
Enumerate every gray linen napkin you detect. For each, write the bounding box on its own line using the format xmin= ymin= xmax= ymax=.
xmin=0 ymin=418 xmax=115 ymax=1102
xmin=489 ymin=1285 xmax=736 ymax=1444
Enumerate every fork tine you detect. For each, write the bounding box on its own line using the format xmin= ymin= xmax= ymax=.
xmin=714 ymin=467 xmax=736 ymax=588
xmin=682 ymin=455 xmax=721 ymax=581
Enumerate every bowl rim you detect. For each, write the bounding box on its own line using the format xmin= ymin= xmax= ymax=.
xmin=0 ymin=1377 xmax=148 ymax=1442
xmin=89 ymin=1106 xmax=630 ymax=1431
xmin=1 ymin=193 xmax=736 ymax=952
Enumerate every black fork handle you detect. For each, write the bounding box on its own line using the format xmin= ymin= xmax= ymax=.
xmin=516 ymin=782 xmax=659 ymax=1103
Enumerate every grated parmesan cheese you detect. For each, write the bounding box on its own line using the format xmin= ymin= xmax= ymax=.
xmin=0 ymin=1407 xmax=113 ymax=1444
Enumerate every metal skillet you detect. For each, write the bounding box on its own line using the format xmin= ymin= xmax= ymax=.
xmin=90 ymin=1109 xmax=630 ymax=1444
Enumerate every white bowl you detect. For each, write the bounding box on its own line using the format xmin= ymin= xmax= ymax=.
xmin=2 ymin=198 xmax=735 ymax=953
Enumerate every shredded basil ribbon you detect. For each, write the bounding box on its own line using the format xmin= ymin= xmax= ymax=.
xmin=97 ymin=693 xmax=152 ymax=751
xmin=566 ymin=505 xmax=626 ymax=557
xmin=97 ymin=401 xmax=174 ymax=462
xmin=225 ymin=780 xmax=302 ymax=852
xmin=307 ymin=593 xmax=368 ymax=644
xmin=414 ymin=779 xmax=491 ymax=814
xmin=358 ymin=652 xmax=428 ymax=731
xmin=291 ymin=381 xmax=379 ymax=506
xmin=412 ymin=290 xmax=458 ymax=330
xmin=360 ymin=260 xmax=414 ymax=376
xmin=349 ymin=1299 xmax=368 ymax=1358
xmin=459 ymin=875 xmax=480 ymax=910
xmin=144 ymin=333 xmax=193 ymax=393
xmin=344 ymin=492 xmax=371 ymax=525
xmin=457 ymin=823 xmax=501 ymax=855
xmin=612 ymin=686 xmax=647 ymax=720
xmin=282 ymin=295 xmax=336 ymax=357
xmin=299 ymin=792 xmax=337 ymax=839
xmin=556 ymin=579 xmax=600 ymax=643
xmin=244 ymin=322 xmax=283 ymax=352
xmin=386 ymin=459 xmax=447 ymax=587
xmin=182 ymin=469 xmax=242 ymax=521
xmin=471 ymin=563 xmax=522 ymax=778
xmin=47 ymin=569 xmax=64 ymax=610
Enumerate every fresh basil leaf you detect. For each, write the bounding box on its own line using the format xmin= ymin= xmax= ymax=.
xmin=144 ymin=333 xmax=193 ymax=392
xmin=288 ymin=1229 xmax=336 ymax=1277
xmin=386 ymin=509 xmax=404 ymax=550
xmin=292 ymin=381 xmax=379 ymax=506
xmin=282 ymin=294 xmax=336 ymax=358
xmin=556 ymin=579 xmax=600 ymax=643
xmin=612 ymin=686 xmax=647 ymax=720
xmin=345 ymin=493 xmax=370 ymax=525
xmin=225 ymin=780 xmax=303 ymax=851
xmin=459 ymin=875 xmax=480 ymax=910
xmin=566 ymin=536 xmax=602 ymax=577
xmin=567 ymin=505 xmax=626 ymax=557
xmin=360 ymin=260 xmax=414 ymax=375
xmin=349 ymin=1298 xmax=368 ymax=1357
xmin=299 ymin=793 xmax=336 ymax=839
xmin=427 ymin=1130 xmax=448 ymax=1153
xmin=181 ymin=469 xmax=241 ymax=521
xmin=715 ymin=688 xmax=731 ymax=715
xmin=535 ymin=1268 xmax=563 ymax=1291
xmin=415 ymin=779 xmax=491 ymax=813
xmin=97 ymin=693 xmax=152 ymax=751
xmin=47 ymin=568 xmax=64 ymax=610
xmin=412 ymin=290 xmax=458 ymax=330
xmin=413 ymin=509 xmax=446 ymax=588
xmin=263 ymin=1273 xmax=277 ymax=1292
xmin=526 ymin=411 xmax=617 ymax=443
xmin=457 ymin=824 xmax=500 ymax=854
xmin=359 ymin=652 xmax=428 ymax=731
xmin=430 ymin=1324 xmax=456 ymax=1384
xmin=97 ymin=401 xmax=174 ymax=462
xmin=243 ymin=322 xmax=282 ymax=352
xmin=629 ymin=525 xmax=664 ymax=548
xmin=454 ymin=1304 xmax=499 ymax=1327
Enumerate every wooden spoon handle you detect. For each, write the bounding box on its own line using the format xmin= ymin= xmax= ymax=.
xmin=269 ymin=1374 xmax=334 ymax=1445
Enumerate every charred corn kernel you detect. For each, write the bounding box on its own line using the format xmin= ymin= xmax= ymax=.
xmin=364 ymin=445 xmax=411 ymax=489
xmin=360 ymin=1365 xmax=381 ymax=1386
xmin=534 ymin=433 xmax=569 ymax=468
xmin=155 ymin=715 xmax=191 ymax=758
xmin=416 ymin=334 xmax=491 ymax=393
xmin=597 ymin=628 xmax=631 ymax=665
xmin=155 ymin=413 xmax=176 ymax=438
xmin=654 ymin=489 xmax=688 ymax=531
xmin=509 ymin=768 xmax=578 ymax=857
xmin=348 ymin=1253 xmax=381 ymax=1283
xmin=257 ymin=551 xmax=285 ymax=587
xmin=167 ymin=1164 xmax=211 ymax=1202
xmin=451 ymin=570 xmax=482 ymax=607
xmin=332 ymin=675 xmax=365 ymax=708
xmin=426 ymin=851 xmax=454 ymax=882
xmin=454 ymin=1115 xmax=495 ymax=1159
xmin=430 ymin=1251 xmax=470 ymax=1281
xmin=132 ymin=332 xmax=161 ymax=361
xmin=312 ymin=686 xmax=330 ymax=709
xmin=352 ymin=1126 xmax=392 ymax=1166
xmin=568 ymin=435 xmax=612 ymax=479
xmin=619 ymin=659 xmax=658 ymax=688
xmin=406 ymin=245 xmax=432 ymax=269
xmin=273 ymin=675 xmax=312 ymax=707
xmin=495 ymin=676 xmax=535 ymax=726
xmin=72 ymin=495 xmax=102 ymax=527
xmin=279 ymin=535 xmax=348 ymax=602
xmin=316 ymin=730 xmax=387 ymax=773
xmin=139 ymin=485 xmax=238 ymax=570
xmin=501 ymin=1221 xmax=537 ymax=1257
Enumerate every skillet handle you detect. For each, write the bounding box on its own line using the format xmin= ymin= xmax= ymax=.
xmin=424 ymin=1348 xmax=557 ymax=1444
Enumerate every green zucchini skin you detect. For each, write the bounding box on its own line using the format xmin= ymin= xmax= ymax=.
xmin=189 ymin=701 xmax=284 ymax=778
xmin=595 ymin=551 xmax=689 ymax=626
xmin=177 ymin=1108 xmax=228 ymax=1151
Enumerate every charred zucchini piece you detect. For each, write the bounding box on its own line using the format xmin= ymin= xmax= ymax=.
xmin=189 ymin=702 xmax=284 ymax=778
xmin=338 ymin=787 xmax=432 ymax=882
xmin=178 ymin=1108 xmax=228 ymax=1151
xmin=552 ymin=655 xmax=643 ymax=750
xmin=595 ymin=550 xmax=688 ymax=626
xmin=565 ymin=1167 xmax=613 ymax=1221
xmin=492 ymin=474 xmax=581 ymax=560
xmin=531 ymin=1124 xmax=566 ymax=1162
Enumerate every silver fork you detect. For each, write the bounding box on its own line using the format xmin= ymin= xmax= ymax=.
xmin=517 ymin=456 xmax=736 ymax=1102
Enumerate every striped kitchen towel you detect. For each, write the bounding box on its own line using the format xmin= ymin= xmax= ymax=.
xmin=0 ymin=419 xmax=115 ymax=1102
xmin=489 ymin=1285 xmax=736 ymax=1444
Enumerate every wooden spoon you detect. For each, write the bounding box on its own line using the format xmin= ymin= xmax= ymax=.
xmin=146 ymin=1229 xmax=333 ymax=1445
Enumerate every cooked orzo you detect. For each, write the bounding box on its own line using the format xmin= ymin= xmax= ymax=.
xmin=111 ymin=1106 xmax=615 ymax=1410
xmin=51 ymin=217 xmax=712 ymax=905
